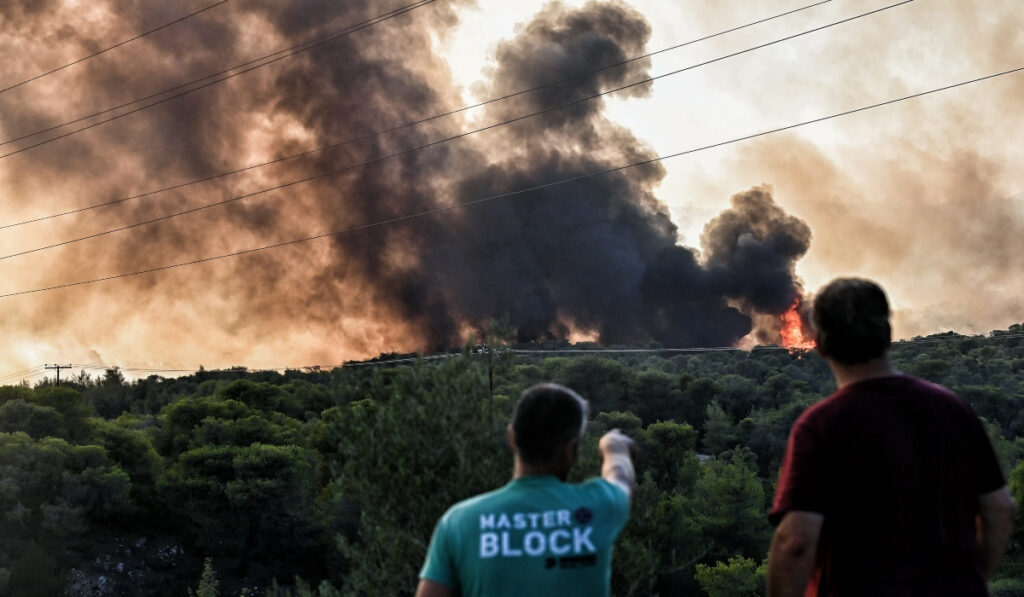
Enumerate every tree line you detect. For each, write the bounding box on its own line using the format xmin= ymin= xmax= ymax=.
xmin=0 ymin=324 xmax=1022 ymax=596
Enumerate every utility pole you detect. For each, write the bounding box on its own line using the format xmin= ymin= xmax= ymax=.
xmin=45 ymin=363 xmax=73 ymax=385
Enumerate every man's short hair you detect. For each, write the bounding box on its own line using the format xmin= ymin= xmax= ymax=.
xmin=512 ymin=383 xmax=588 ymax=465
xmin=812 ymin=277 xmax=892 ymax=365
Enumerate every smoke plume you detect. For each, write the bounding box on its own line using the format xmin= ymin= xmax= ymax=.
xmin=0 ymin=0 xmax=813 ymax=369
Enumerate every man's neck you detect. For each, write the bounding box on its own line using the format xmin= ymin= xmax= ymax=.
xmin=513 ymin=458 xmax=567 ymax=481
xmin=828 ymin=355 xmax=898 ymax=389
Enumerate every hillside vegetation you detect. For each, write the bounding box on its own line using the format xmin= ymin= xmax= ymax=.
xmin=1 ymin=325 xmax=1022 ymax=596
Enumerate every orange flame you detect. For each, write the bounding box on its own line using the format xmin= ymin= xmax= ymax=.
xmin=779 ymin=300 xmax=815 ymax=351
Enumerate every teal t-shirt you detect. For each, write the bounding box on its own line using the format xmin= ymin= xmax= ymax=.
xmin=420 ymin=476 xmax=630 ymax=596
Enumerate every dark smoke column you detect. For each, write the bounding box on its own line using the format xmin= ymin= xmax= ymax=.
xmin=396 ymin=3 xmax=813 ymax=349
xmin=701 ymin=185 xmax=813 ymax=344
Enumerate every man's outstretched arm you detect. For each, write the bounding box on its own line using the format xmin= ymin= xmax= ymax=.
xmin=977 ymin=485 xmax=1015 ymax=579
xmin=767 ymin=510 xmax=823 ymax=597
xmin=599 ymin=429 xmax=636 ymax=499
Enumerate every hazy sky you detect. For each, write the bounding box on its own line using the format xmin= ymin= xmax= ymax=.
xmin=444 ymin=0 xmax=1024 ymax=332
xmin=0 ymin=0 xmax=1021 ymax=381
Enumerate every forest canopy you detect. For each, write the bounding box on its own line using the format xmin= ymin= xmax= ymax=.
xmin=0 ymin=324 xmax=1022 ymax=596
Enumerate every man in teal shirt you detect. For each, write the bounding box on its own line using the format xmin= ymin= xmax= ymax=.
xmin=416 ymin=383 xmax=635 ymax=597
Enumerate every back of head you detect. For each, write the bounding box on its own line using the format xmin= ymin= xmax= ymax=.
xmin=813 ymin=277 xmax=892 ymax=365
xmin=512 ymin=383 xmax=589 ymax=465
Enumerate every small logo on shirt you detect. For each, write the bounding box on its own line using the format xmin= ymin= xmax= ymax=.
xmin=574 ymin=507 xmax=592 ymax=525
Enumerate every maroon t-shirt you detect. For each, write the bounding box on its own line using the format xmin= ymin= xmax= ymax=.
xmin=770 ymin=375 xmax=1005 ymax=597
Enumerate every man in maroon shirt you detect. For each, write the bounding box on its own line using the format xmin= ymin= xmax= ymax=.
xmin=767 ymin=278 xmax=1015 ymax=597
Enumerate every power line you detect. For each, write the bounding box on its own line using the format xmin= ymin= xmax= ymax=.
xmin=0 ymin=0 xmax=833 ymax=231
xmin=339 ymin=354 xmax=460 ymax=367
xmin=0 ymin=366 xmax=47 ymax=384
xmin=5 ymin=329 xmax=1020 ymax=382
xmin=510 ymin=332 xmax=1024 ymax=353
xmin=71 ymin=363 xmax=202 ymax=374
xmin=0 ymin=365 xmax=46 ymax=378
xmin=0 ymin=373 xmax=46 ymax=386
xmin=0 ymin=1 xmax=908 ymax=261
xmin=1 ymin=63 xmax=1019 ymax=299
xmin=0 ymin=1 xmax=231 ymax=95
xmin=0 ymin=0 xmax=437 ymax=158
xmin=510 ymin=347 xmax=741 ymax=355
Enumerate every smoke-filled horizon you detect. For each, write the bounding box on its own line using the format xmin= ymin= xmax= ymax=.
xmin=0 ymin=0 xmax=1020 ymax=375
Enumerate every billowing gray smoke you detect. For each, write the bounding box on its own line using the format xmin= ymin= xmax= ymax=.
xmin=702 ymin=187 xmax=812 ymax=316
xmin=346 ymin=1 xmax=813 ymax=348
xmin=0 ymin=0 xmax=811 ymax=358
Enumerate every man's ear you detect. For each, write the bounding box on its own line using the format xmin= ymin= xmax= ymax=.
xmin=814 ymin=331 xmax=827 ymax=358
xmin=563 ymin=438 xmax=580 ymax=462
xmin=507 ymin=425 xmax=516 ymax=450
